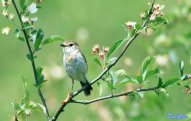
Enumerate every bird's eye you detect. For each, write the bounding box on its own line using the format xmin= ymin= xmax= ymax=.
xmin=69 ymin=44 xmax=73 ymax=47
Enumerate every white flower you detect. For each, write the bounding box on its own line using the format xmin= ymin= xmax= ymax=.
xmin=2 ymin=0 xmax=7 ymax=6
xmin=125 ymin=21 xmax=137 ymax=30
xmin=21 ymin=16 xmax=29 ymax=23
xmin=2 ymin=27 xmax=10 ymax=35
xmin=30 ymin=17 xmax=38 ymax=22
xmin=2 ymin=9 xmax=8 ymax=16
xmin=140 ymin=12 xmax=145 ymax=19
xmin=150 ymin=14 xmax=156 ymax=21
xmin=153 ymin=4 xmax=161 ymax=10
xmin=28 ymin=3 xmax=38 ymax=14
xmin=8 ymin=13 xmax=14 ymax=20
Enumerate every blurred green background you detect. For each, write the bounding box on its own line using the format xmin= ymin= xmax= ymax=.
xmin=1 ymin=0 xmax=191 ymax=121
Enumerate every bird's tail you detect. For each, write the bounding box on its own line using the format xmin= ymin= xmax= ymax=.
xmin=80 ymin=80 xmax=93 ymax=96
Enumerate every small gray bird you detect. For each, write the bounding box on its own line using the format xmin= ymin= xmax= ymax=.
xmin=60 ymin=41 xmax=93 ymax=96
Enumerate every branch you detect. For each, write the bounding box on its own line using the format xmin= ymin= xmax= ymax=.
xmin=11 ymin=0 xmax=50 ymax=120
xmin=71 ymin=87 xmax=158 ymax=104
xmin=52 ymin=0 xmax=155 ymax=120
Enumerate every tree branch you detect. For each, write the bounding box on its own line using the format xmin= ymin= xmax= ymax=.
xmin=52 ymin=0 xmax=155 ymax=120
xmin=11 ymin=0 xmax=50 ymax=120
xmin=71 ymin=87 xmax=158 ymax=104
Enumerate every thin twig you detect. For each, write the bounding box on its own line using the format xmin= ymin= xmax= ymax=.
xmin=52 ymin=0 xmax=155 ymax=120
xmin=71 ymin=87 xmax=158 ymax=104
xmin=11 ymin=0 xmax=50 ymax=120
xmin=14 ymin=113 xmax=18 ymax=121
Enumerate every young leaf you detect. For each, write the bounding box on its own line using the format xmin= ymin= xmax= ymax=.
xmin=179 ymin=60 xmax=184 ymax=76
xmin=21 ymin=77 xmax=30 ymax=105
xmin=106 ymin=40 xmax=124 ymax=58
xmin=106 ymin=57 xmax=117 ymax=65
xmin=137 ymin=92 xmax=144 ymax=98
xmin=36 ymin=67 xmax=46 ymax=87
xmin=137 ymin=75 xmax=143 ymax=84
xmin=152 ymin=17 xmax=168 ymax=26
xmin=163 ymin=78 xmax=179 ymax=88
xmin=135 ymin=23 xmax=142 ymax=32
xmin=34 ymin=29 xmax=44 ymax=50
xmin=42 ymin=35 xmax=63 ymax=45
xmin=19 ymin=0 xmax=26 ymax=10
xmin=115 ymin=69 xmax=127 ymax=78
xmin=118 ymin=76 xmax=139 ymax=87
xmin=109 ymin=71 xmax=118 ymax=86
xmin=141 ymin=56 xmax=154 ymax=74
xmin=157 ymin=77 xmax=163 ymax=88
xmin=26 ymin=53 xmax=32 ymax=61
xmin=94 ymin=57 xmax=102 ymax=67
xmin=145 ymin=68 xmax=161 ymax=79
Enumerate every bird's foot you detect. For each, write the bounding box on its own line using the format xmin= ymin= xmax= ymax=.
xmin=62 ymin=92 xmax=72 ymax=104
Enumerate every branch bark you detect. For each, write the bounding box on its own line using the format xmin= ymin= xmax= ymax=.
xmin=11 ymin=0 xmax=50 ymax=120
xmin=71 ymin=87 xmax=158 ymax=104
xmin=52 ymin=0 xmax=155 ymax=120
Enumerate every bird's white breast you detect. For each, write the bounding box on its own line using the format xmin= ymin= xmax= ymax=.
xmin=63 ymin=49 xmax=87 ymax=81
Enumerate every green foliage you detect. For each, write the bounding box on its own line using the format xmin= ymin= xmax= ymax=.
xmin=94 ymin=57 xmax=102 ymax=67
xmin=34 ymin=29 xmax=44 ymax=51
xmin=12 ymin=77 xmax=45 ymax=119
xmin=179 ymin=60 xmax=184 ymax=76
xmin=42 ymin=35 xmax=63 ymax=45
xmin=138 ymin=56 xmax=161 ymax=84
xmin=151 ymin=17 xmax=168 ymax=26
xmin=36 ymin=67 xmax=47 ymax=87
xmin=157 ymin=77 xmax=163 ymax=88
xmin=19 ymin=0 xmax=26 ymax=10
xmin=106 ymin=40 xmax=124 ymax=58
xmin=162 ymin=78 xmax=179 ymax=88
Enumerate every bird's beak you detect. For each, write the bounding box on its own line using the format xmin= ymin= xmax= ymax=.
xmin=60 ymin=43 xmax=66 ymax=47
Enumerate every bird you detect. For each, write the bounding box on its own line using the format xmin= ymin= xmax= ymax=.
xmin=60 ymin=40 xmax=93 ymax=96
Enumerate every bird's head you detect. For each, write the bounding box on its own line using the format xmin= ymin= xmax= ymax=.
xmin=60 ymin=40 xmax=79 ymax=53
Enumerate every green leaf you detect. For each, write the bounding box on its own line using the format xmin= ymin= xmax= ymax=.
xmin=42 ymin=35 xmax=63 ymax=45
xmin=97 ymin=82 xmax=103 ymax=96
xmin=26 ymin=53 xmax=32 ymax=61
xmin=106 ymin=57 xmax=117 ymax=65
xmin=21 ymin=77 xmax=30 ymax=105
xmin=145 ymin=68 xmax=161 ymax=79
xmin=135 ymin=24 xmax=142 ymax=32
xmin=137 ymin=75 xmax=143 ymax=84
xmin=137 ymin=92 xmax=144 ymax=98
xmin=11 ymin=102 xmax=20 ymax=111
xmin=15 ymin=29 xmax=21 ymax=38
xmin=118 ymin=76 xmax=139 ymax=87
xmin=106 ymin=40 xmax=124 ymax=58
xmin=109 ymin=71 xmax=117 ymax=86
xmin=163 ymin=78 xmax=179 ymax=88
xmin=107 ymin=81 xmax=114 ymax=90
xmin=94 ymin=57 xmax=102 ymax=67
xmin=128 ymin=28 xmax=136 ymax=38
xmin=115 ymin=69 xmax=127 ymax=78
xmin=34 ymin=29 xmax=44 ymax=50
xmin=36 ymin=67 xmax=46 ymax=87
xmin=157 ymin=77 xmax=163 ymax=88
xmin=18 ymin=37 xmax=25 ymax=41
xmin=181 ymin=74 xmax=191 ymax=81
xmin=19 ymin=0 xmax=26 ymax=10
xmin=152 ymin=17 xmax=168 ymax=26
xmin=141 ymin=56 xmax=154 ymax=74
xmin=15 ymin=29 xmax=25 ymax=41
xmin=179 ymin=60 xmax=184 ymax=76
